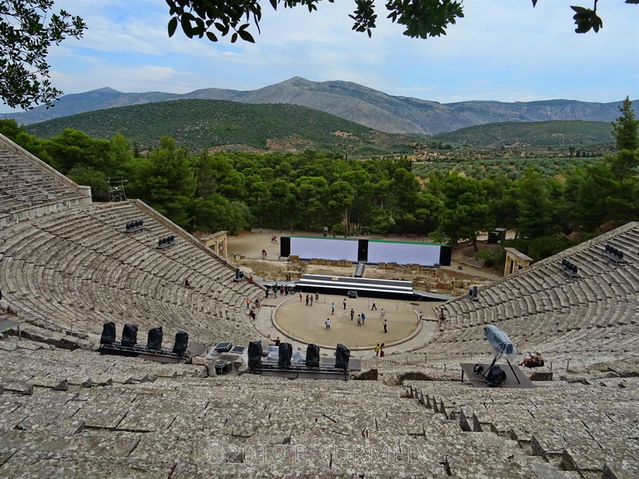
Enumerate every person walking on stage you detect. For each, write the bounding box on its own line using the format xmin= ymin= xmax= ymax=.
xmin=375 ymin=344 xmax=380 ymax=357
xmin=325 ymin=318 xmax=331 ymax=330
xmin=371 ymin=299 xmax=377 ymax=311
xmin=383 ymin=318 xmax=388 ymax=333
xmin=380 ymin=343 xmax=385 ymax=357
xmin=350 ymin=308 xmax=355 ymax=321
xmin=343 ymin=298 xmax=347 ymax=310
xmin=331 ymin=302 xmax=335 ymax=315
xmin=361 ymin=312 xmax=366 ymax=325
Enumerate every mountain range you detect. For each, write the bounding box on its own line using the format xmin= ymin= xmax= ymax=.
xmin=2 ymin=77 xmax=632 ymax=135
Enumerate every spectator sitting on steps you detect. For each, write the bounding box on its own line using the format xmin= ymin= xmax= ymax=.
xmin=520 ymin=352 xmax=544 ymax=368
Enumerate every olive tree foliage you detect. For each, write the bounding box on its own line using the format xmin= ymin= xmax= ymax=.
xmin=0 ymin=1 xmax=85 ymax=109
xmin=167 ymin=0 xmax=638 ymax=44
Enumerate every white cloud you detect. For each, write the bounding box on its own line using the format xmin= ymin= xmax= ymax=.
xmin=23 ymin=0 xmax=639 ymax=102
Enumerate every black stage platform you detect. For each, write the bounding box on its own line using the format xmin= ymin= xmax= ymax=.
xmin=460 ymin=362 xmax=534 ymax=388
xmin=98 ymin=341 xmax=207 ymax=363
xmin=296 ymin=274 xmax=449 ymax=301
xmin=249 ymin=357 xmax=361 ymax=381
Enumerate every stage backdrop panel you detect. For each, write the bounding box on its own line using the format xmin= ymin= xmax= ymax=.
xmin=289 ymin=236 xmax=359 ymax=262
xmin=367 ymin=240 xmax=443 ymax=266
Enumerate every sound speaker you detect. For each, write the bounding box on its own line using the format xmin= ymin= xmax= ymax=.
xmin=469 ymin=285 xmax=478 ymax=300
xmin=335 ymin=343 xmax=350 ymax=370
xmin=173 ymin=330 xmax=189 ymax=356
xmin=100 ymin=322 xmax=116 ymax=345
xmin=121 ymin=323 xmax=138 ymax=347
xmin=278 ymin=342 xmax=292 ymax=368
xmin=280 ymin=236 xmax=291 ymax=257
xmin=439 ymin=245 xmax=452 ymax=266
xmin=306 ymin=344 xmax=320 ymax=368
xmin=357 ymin=239 xmax=369 ymax=262
xmin=147 ymin=327 xmax=163 ymax=350
xmin=248 ymin=340 xmax=263 ymax=368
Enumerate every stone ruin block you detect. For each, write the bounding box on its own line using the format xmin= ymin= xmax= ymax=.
xmin=529 ymin=370 xmax=553 ymax=381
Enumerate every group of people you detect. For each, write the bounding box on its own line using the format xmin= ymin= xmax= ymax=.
xmin=374 ymin=343 xmax=385 ymax=357
xmin=302 ymin=292 xmax=319 ymax=306
xmin=245 ymin=296 xmax=264 ymax=320
xmin=319 ymin=299 xmax=389 ymax=334
xmin=266 ymin=283 xmax=288 ymax=298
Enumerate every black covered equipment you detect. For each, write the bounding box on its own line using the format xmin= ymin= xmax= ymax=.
xmin=248 ymin=340 xmax=263 ymax=368
xmin=278 ymin=342 xmax=293 ymax=368
xmin=173 ymin=330 xmax=189 ymax=356
xmin=485 ymin=365 xmax=507 ymax=387
xmin=100 ymin=322 xmax=116 ymax=345
xmin=121 ymin=323 xmax=138 ymax=347
xmin=147 ymin=327 xmax=163 ymax=350
xmin=335 ymin=343 xmax=350 ymax=369
xmin=306 ymin=343 xmax=320 ymax=368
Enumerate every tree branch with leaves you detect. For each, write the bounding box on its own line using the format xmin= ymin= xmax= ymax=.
xmin=0 ymin=0 xmax=85 ymax=109
xmin=166 ymin=0 xmax=638 ymax=44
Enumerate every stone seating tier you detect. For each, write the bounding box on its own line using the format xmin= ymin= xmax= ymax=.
xmin=405 ymin=379 xmax=639 ymax=479
xmin=0 ymin=146 xmax=89 ymax=225
xmin=0 ymin=338 xmax=581 ymax=479
xmin=0 ymin=200 xmax=263 ymax=346
xmin=432 ymin=222 xmax=639 ymax=368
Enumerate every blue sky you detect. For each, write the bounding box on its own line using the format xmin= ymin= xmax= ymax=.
xmin=3 ymin=1 xmax=639 ymax=112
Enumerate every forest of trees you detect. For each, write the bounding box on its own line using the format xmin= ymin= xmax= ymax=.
xmin=1 ymin=98 xmax=637 ymax=262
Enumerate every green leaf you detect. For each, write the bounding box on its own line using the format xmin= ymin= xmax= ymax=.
xmin=181 ymin=13 xmax=194 ymax=38
xmin=238 ymin=29 xmax=255 ymax=43
xmin=231 ymin=32 xmax=238 ymax=43
xmin=168 ymin=17 xmax=178 ymax=37
xmin=206 ymin=31 xmax=218 ymax=42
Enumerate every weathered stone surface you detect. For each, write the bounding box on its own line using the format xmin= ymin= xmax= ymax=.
xmin=351 ymin=368 xmax=378 ymax=380
xmin=529 ymin=370 xmax=553 ymax=381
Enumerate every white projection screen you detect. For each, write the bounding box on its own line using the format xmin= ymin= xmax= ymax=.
xmin=289 ymin=237 xmax=359 ymax=261
xmin=367 ymin=240 xmax=441 ymax=266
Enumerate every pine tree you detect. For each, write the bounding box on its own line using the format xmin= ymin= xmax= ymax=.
xmin=611 ymin=97 xmax=639 ymax=152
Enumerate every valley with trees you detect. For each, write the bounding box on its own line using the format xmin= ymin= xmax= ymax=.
xmin=1 ymin=97 xmax=636 ymax=268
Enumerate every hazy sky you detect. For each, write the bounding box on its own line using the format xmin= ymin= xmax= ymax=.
xmin=3 ymin=1 xmax=639 ymax=111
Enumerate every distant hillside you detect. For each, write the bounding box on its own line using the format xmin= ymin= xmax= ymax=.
xmin=432 ymin=121 xmax=614 ymax=148
xmin=4 ymin=77 xmax=633 ymax=135
xmin=25 ymin=99 xmax=419 ymax=155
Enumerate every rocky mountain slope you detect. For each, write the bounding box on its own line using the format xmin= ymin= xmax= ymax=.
xmin=3 ymin=77 xmax=632 ymax=135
